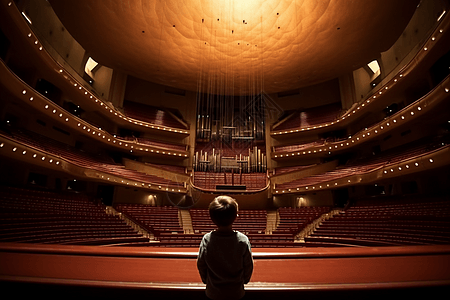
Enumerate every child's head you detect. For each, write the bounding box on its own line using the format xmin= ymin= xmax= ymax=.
xmin=209 ymin=195 xmax=238 ymax=227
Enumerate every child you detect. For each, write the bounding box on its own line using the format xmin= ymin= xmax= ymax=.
xmin=197 ymin=195 xmax=254 ymax=300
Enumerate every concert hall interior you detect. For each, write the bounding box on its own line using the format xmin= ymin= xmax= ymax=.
xmin=1 ymin=0 xmax=450 ymax=298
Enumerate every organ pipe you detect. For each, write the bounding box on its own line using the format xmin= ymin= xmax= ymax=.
xmin=193 ymin=146 xmax=266 ymax=173
xmin=196 ymin=94 xmax=266 ymax=141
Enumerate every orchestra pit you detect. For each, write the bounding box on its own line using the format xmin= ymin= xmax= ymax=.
xmin=1 ymin=0 xmax=450 ymax=298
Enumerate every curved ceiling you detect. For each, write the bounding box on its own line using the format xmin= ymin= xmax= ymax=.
xmin=49 ymin=0 xmax=419 ymax=95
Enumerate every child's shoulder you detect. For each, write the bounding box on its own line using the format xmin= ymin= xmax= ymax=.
xmin=234 ymin=230 xmax=250 ymax=241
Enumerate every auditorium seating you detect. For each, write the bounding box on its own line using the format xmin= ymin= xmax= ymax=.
xmin=273 ymin=140 xmax=325 ymax=153
xmin=114 ymin=205 xmax=333 ymax=247
xmin=305 ymin=195 xmax=450 ymax=247
xmin=273 ymin=103 xmax=342 ymax=132
xmin=136 ymin=137 xmax=187 ymax=152
xmin=3 ymin=188 xmax=450 ymax=249
xmin=274 ymin=207 xmax=331 ymax=235
xmin=123 ymin=101 xmax=187 ymax=129
xmin=189 ymin=209 xmax=298 ymax=248
xmin=114 ymin=204 xmax=189 ymax=246
xmin=1 ymin=127 xmax=182 ymax=187
xmin=0 ymin=185 xmax=148 ymax=245
xmin=193 ymin=172 xmax=267 ymax=190
xmin=120 ymin=136 xmax=187 ymax=152
xmin=143 ymin=161 xmax=187 ymax=175
xmin=275 ymin=136 xmax=449 ymax=191
xmin=190 ymin=209 xmax=267 ymax=234
xmin=273 ymin=164 xmax=317 ymax=175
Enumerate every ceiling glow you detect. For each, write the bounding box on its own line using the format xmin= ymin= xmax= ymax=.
xmin=49 ymin=0 xmax=419 ymax=95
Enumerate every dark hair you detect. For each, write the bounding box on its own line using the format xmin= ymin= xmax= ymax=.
xmin=209 ymin=196 xmax=238 ymax=227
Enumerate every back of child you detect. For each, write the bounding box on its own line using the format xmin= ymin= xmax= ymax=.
xmin=197 ymin=196 xmax=254 ymax=300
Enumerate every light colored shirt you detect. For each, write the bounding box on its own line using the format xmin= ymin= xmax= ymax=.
xmin=197 ymin=230 xmax=253 ymax=300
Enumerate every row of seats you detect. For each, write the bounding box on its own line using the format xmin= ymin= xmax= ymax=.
xmin=123 ymin=101 xmax=187 ymax=129
xmin=274 ymin=207 xmax=331 ymax=235
xmin=272 ymin=103 xmax=342 ymax=131
xmin=120 ymin=136 xmax=187 ymax=152
xmin=273 ymin=140 xmax=325 ymax=153
xmin=273 ymin=164 xmax=316 ymax=176
xmin=114 ymin=205 xmax=185 ymax=237
xmin=116 ymin=204 xmax=328 ymax=247
xmin=306 ymin=195 xmax=450 ymax=247
xmin=137 ymin=137 xmax=187 ymax=152
xmin=4 ymin=187 xmax=448 ymax=248
xmin=0 ymin=186 xmax=148 ymax=245
xmin=190 ymin=209 xmax=267 ymax=235
xmin=143 ymin=161 xmax=187 ymax=175
xmin=275 ymin=136 xmax=448 ymax=190
xmin=193 ymin=172 xmax=267 ymax=190
xmin=2 ymin=127 xmax=182 ymax=187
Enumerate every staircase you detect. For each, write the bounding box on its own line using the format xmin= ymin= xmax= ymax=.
xmin=265 ymin=210 xmax=279 ymax=234
xmin=179 ymin=209 xmax=194 ymax=234
xmin=105 ymin=206 xmax=153 ymax=240
xmin=295 ymin=209 xmax=341 ymax=241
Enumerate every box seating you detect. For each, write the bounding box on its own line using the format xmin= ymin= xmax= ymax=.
xmin=3 ymin=128 xmax=182 ymax=187
xmin=123 ymin=101 xmax=187 ymax=129
xmin=273 ymin=140 xmax=325 ymax=153
xmin=143 ymin=162 xmax=187 ymax=174
xmin=273 ymin=164 xmax=316 ymax=176
xmin=273 ymin=103 xmax=342 ymax=131
xmin=136 ymin=137 xmax=187 ymax=152
xmin=275 ymin=137 xmax=448 ymax=190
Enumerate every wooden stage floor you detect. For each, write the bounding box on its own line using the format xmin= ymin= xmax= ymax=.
xmin=1 ymin=243 xmax=450 ymax=299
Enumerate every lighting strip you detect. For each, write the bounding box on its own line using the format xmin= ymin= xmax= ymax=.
xmin=273 ymin=146 xmax=448 ymax=194
xmin=0 ymin=139 xmax=61 ymax=167
xmin=6 ymin=0 xmax=189 ymax=135
xmin=272 ymin=96 xmax=434 ymax=158
xmin=0 ymin=138 xmax=186 ymax=193
xmin=271 ymin=18 xmax=446 ymax=137
xmin=18 ymin=86 xmax=189 ymax=158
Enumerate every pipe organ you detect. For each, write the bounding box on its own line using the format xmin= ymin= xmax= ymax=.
xmin=193 ymin=145 xmax=267 ymax=173
xmin=195 ymin=93 xmax=267 ymax=173
xmin=196 ymin=93 xmax=266 ymax=141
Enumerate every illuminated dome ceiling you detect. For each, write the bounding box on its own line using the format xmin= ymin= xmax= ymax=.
xmin=49 ymin=0 xmax=419 ymax=95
